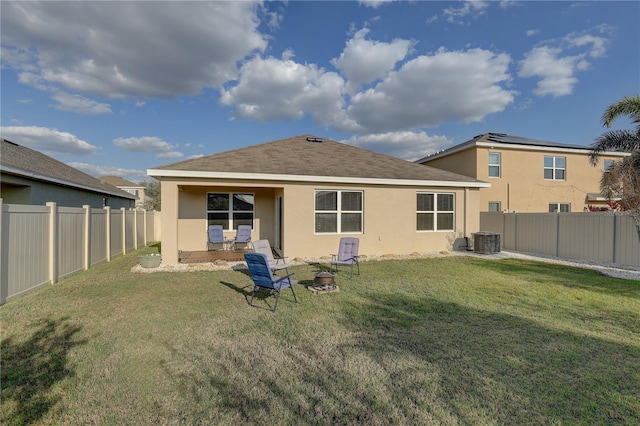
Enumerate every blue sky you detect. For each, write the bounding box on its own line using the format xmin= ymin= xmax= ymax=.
xmin=1 ymin=1 xmax=638 ymax=183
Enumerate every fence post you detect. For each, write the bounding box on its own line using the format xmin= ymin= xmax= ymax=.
xmin=143 ymin=210 xmax=148 ymax=246
xmin=555 ymin=213 xmax=560 ymax=258
xmin=105 ymin=206 xmax=111 ymax=262
xmin=46 ymin=202 xmax=58 ymax=284
xmin=83 ymin=205 xmax=91 ymax=270
xmin=133 ymin=209 xmax=138 ymax=249
xmin=513 ymin=212 xmax=518 ymax=251
xmin=122 ymin=208 xmax=127 ymax=255
xmin=0 ymin=198 xmax=5 ymax=304
xmin=612 ymin=214 xmax=618 ymax=265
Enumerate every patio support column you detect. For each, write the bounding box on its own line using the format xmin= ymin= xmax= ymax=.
xmin=161 ymin=181 xmax=179 ymax=264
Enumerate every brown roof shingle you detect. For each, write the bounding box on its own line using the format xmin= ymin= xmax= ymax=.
xmin=1 ymin=138 xmax=136 ymax=199
xmin=151 ymin=134 xmax=484 ymax=185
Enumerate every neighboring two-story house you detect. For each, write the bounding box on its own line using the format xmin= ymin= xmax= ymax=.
xmin=417 ymin=133 xmax=628 ymax=213
xmin=99 ymin=176 xmax=147 ymax=210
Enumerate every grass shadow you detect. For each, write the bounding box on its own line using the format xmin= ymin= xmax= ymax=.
xmin=161 ymin=283 xmax=639 ymax=424
xmin=1 ymin=316 xmax=86 ymax=425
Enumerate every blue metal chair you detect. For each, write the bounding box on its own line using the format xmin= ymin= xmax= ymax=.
xmin=207 ymin=225 xmax=226 ymax=251
xmin=330 ymin=237 xmax=360 ymax=279
xmin=244 ymin=252 xmax=298 ymax=312
xmin=232 ymin=224 xmax=252 ymax=250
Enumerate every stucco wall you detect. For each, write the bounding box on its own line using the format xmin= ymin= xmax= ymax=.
xmin=1 ymin=174 xmax=134 ymax=209
xmin=160 ymin=177 xmax=482 ymax=263
xmin=475 ymin=147 xmax=620 ymax=212
xmin=423 ymin=147 xmax=623 ymax=212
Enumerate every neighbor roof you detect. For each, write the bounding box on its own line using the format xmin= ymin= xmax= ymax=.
xmin=100 ymin=175 xmax=142 ymax=188
xmin=416 ymin=132 xmax=629 ymax=163
xmin=1 ymin=138 xmax=136 ymax=199
xmin=148 ymin=134 xmax=489 ymax=188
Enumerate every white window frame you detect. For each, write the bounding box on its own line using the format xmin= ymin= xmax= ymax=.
xmin=417 ymin=192 xmax=455 ymax=232
xmin=206 ymin=192 xmax=255 ymax=230
xmin=549 ymin=203 xmax=570 ymax=213
xmin=314 ymin=190 xmax=363 ymax=234
xmin=488 ymin=152 xmax=501 ymax=178
xmin=544 ymin=156 xmax=566 ymax=180
xmin=488 ymin=201 xmax=501 ymax=212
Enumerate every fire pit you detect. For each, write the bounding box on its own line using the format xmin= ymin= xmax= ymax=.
xmin=309 ymin=271 xmax=339 ymax=294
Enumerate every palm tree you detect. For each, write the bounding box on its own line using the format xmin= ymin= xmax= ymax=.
xmin=589 ymin=95 xmax=640 ymax=238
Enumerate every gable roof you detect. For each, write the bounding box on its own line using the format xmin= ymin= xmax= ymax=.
xmin=416 ymin=132 xmax=629 ymax=163
xmin=148 ymin=134 xmax=489 ymax=188
xmin=100 ymin=175 xmax=142 ymax=188
xmin=1 ymin=138 xmax=136 ymax=200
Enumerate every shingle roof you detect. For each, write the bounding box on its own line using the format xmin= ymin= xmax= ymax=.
xmin=416 ymin=132 xmax=626 ymax=164
xmin=100 ymin=175 xmax=141 ymax=188
xmin=149 ymin=134 xmax=486 ymax=186
xmin=1 ymin=138 xmax=136 ymax=199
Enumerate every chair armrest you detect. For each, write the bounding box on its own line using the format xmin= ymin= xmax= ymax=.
xmin=273 ymin=273 xmax=295 ymax=290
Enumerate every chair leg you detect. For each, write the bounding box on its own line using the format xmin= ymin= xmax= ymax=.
xmin=272 ymin=291 xmax=280 ymax=312
xmin=289 ymin=283 xmax=298 ymax=303
xmin=249 ymin=286 xmax=257 ymax=306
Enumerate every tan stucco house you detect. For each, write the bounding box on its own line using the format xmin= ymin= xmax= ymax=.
xmin=417 ymin=133 xmax=628 ymax=213
xmin=147 ymin=135 xmax=490 ymax=264
xmin=99 ymin=176 xmax=147 ymax=210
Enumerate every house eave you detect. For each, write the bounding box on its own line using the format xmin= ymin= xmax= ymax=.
xmin=146 ymin=169 xmax=491 ymax=188
xmin=2 ymin=165 xmax=137 ymax=200
xmin=418 ymin=140 xmax=631 ymax=163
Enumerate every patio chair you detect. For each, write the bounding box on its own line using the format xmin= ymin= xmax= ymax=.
xmin=252 ymin=239 xmax=291 ymax=275
xmin=232 ymin=224 xmax=252 ymax=250
xmin=244 ymin=252 xmax=298 ymax=312
xmin=207 ymin=225 xmax=226 ymax=251
xmin=330 ymin=237 xmax=360 ymax=280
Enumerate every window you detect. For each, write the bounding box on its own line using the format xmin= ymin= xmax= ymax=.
xmin=315 ymin=190 xmax=363 ymax=234
xmin=488 ymin=152 xmax=501 ymax=178
xmin=488 ymin=201 xmax=501 ymax=212
xmin=207 ymin=193 xmax=254 ymax=230
xmin=417 ymin=193 xmax=455 ymax=231
xmin=549 ymin=203 xmax=570 ymax=213
xmin=544 ymin=156 xmax=566 ymax=180
xmin=604 ymin=159 xmax=613 ymax=171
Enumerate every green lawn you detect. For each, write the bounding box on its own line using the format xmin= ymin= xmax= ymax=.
xmin=2 ymin=246 xmax=639 ymax=425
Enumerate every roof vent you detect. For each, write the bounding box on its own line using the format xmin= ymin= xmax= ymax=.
xmin=306 ymin=137 xmax=323 ymax=143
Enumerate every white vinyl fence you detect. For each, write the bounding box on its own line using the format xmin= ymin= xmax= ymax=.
xmin=480 ymin=212 xmax=640 ymax=268
xmin=0 ymin=200 xmax=161 ymax=303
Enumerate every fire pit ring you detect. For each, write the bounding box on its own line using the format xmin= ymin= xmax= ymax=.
xmin=314 ymin=271 xmax=335 ymax=286
xmin=309 ymin=272 xmax=339 ymax=295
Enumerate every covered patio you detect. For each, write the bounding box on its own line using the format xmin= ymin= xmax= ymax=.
xmin=178 ymin=249 xmax=252 ymax=263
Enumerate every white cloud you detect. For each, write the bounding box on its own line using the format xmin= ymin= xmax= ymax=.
xmin=51 ymin=91 xmax=112 ymax=114
xmin=0 ymin=125 xmax=98 ymax=155
xmin=567 ymin=34 xmax=607 ymax=58
xmin=518 ymin=28 xmax=611 ymax=98
xmin=67 ymin=162 xmax=146 ymax=178
xmin=518 ymin=46 xmax=580 ymax=97
xmin=156 ymin=151 xmax=184 ymax=160
xmin=331 ymin=28 xmax=414 ymax=90
xmin=222 ymin=45 xmax=514 ymax=135
xmin=113 ymin=136 xmax=177 ymax=154
xmin=358 ymin=0 xmax=397 ymax=9
xmin=344 ymin=131 xmax=453 ymax=161
xmin=337 ymin=47 xmax=515 ymax=133
xmin=443 ymin=1 xmax=490 ymax=25
xmin=526 ymin=29 xmax=539 ymax=37
xmin=220 ymin=55 xmax=346 ymax=125
xmin=1 ymin=2 xmax=267 ymax=99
